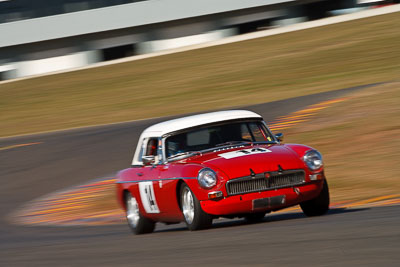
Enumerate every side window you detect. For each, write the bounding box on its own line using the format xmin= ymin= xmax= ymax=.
xmin=248 ymin=122 xmax=266 ymax=142
xmin=145 ymin=138 xmax=158 ymax=156
xmin=166 ymin=134 xmax=186 ymax=157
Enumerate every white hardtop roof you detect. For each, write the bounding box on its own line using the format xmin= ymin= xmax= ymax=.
xmin=132 ymin=110 xmax=262 ymax=165
xmin=142 ymin=110 xmax=262 ymax=138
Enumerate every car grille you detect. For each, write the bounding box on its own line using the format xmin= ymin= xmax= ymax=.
xmin=226 ymin=170 xmax=305 ymax=196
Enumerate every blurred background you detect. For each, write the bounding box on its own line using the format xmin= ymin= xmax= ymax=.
xmin=1 ymin=0 xmax=397 ymax=81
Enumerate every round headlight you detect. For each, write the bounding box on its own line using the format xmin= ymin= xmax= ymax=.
xmin=198 ymin=168 xmax=217 ymax=189
xmin=303 ymin=150 xmax=323 ymax=171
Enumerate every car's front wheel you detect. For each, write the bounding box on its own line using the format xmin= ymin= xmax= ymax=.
xmin=125 ymin=192 xmax=155 ymax=234
xmin=180 ymin=183 xmax=213 ymax=231
xmin=300 ymin=179 xmax=330 ymax=216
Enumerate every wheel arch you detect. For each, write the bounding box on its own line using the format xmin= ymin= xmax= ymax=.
xmin=120 ymin=189 xmax=131 ymax=210
xmin=176 ymin=179 xmax=185 ymax=211
xmin=175 ymin=178 xmax=203 ymax=210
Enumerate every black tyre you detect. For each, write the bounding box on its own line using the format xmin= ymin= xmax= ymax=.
xmin=180 ymin=183 xmax=213 ymax=231
xmin=244 ymin=212 xmax=266 ymax=223
xmin=125 ymin=192 xmax=155 ymax=234
xmin=300 ymin=179 xmax=330 ymax=216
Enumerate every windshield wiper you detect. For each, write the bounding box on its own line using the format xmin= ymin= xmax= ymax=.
xmin=167 ymin=151 xmax=201 ymax=160
xmin=253 ymin=141 xmax=278 ymax=144
xmin=215 ymin=141 xmax=253 ymax=147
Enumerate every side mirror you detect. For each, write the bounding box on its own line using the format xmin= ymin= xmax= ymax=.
xmin=275 ymin=133 xmax=284 ymax=142
xmin=142 ymin=155 xmax=155 ymax=166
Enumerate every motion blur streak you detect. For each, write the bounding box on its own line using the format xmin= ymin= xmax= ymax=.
xmin=269 ymin=98 xmax=348 ymax=131
xmin=13 ymin=96 xmax=399 ymax=227
xmin=0 ymin=142 xmax=42 ymax=151
xmin=12 ymin=178 xmax=124 ymax=226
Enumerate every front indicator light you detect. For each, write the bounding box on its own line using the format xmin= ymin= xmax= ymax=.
xmin=208 ymin=191 xmax=223 ymax=200
xmin=309 ymin=174 xmax=322 ymax=181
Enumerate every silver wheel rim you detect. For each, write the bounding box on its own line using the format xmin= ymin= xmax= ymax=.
xmin=182 ymin=187 xmax=195 ymax=224
xmin=126 ymin=195 xmax=140 ymax=228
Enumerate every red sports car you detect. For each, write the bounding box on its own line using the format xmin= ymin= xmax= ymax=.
xmin=116 ymin=110 xmax=329 ymax=234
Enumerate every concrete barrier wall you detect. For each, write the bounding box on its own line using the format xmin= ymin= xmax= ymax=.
xmin=136 ymin=28 xmax=238 ymax=54
xmin=12 ymin=51 xmax=101 ymax=79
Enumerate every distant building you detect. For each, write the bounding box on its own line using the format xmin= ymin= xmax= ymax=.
xmin=0 ymin=0 xmax=369 ymax=81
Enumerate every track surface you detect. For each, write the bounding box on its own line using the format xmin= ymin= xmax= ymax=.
xmin=1 ymin=83 xmax=399 ymax=266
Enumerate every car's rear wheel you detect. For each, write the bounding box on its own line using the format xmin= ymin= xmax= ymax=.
xmin=300 ymin=179 xmax=330 ymax=216
xmin=125 ymin=192 xmax=155 ymax=234
xmin=180 ymin=183 xmax=213 ymax=231
xmin=244 ymin=212 xmax=266 ymax=223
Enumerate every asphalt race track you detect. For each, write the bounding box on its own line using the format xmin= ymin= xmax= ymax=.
xmin=1 ymin=83 xmax=399 ymax=266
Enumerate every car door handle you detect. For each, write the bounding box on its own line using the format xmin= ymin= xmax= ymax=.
xmin=137 ymin=172 xmax=144 ymax=176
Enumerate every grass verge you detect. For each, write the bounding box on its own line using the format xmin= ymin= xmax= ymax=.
xmin=284 ymin=82 xmax=400 ymax=202
xmin=1 ymin=12 xmax=400 ymax=137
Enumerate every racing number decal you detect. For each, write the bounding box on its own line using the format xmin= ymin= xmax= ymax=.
xmin=139 ymin=182 xmax=160 ymax=213
xmin=218 ymin=148 xmax=272 ymax=159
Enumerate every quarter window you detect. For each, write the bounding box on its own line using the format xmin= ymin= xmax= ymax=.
xmin=145 ymin=138 xmax=158 ymax=156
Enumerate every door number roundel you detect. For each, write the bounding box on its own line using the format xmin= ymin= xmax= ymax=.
xmin=139 ymin=182 xmax=160 ymax=213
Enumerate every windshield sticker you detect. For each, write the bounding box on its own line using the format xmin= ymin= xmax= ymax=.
xmin=218 ymin=148 xmax=272 ymax=159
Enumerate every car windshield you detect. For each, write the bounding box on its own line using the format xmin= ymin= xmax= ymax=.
xmin=165 ymin=120 xmax=275 ymax=159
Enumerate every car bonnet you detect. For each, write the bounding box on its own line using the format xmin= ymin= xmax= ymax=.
xmin=186 ymin=145 xmax=305 ymax=179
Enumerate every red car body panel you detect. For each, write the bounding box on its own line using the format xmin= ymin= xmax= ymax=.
xmin=201 ymin=180 xmax=323 ymax=215
xmin=116 ymin=143 xmax=324 ymax=223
